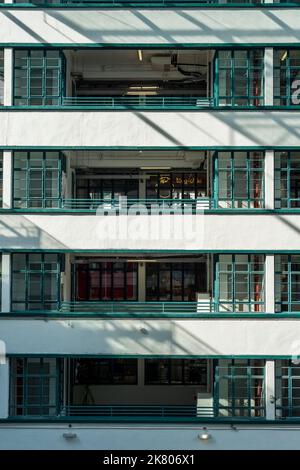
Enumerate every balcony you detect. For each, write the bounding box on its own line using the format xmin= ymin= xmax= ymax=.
xmin=10 ymin=253 xmax=266 ymax=317
xmin=13 ymin=48 xmax=264 ymax=109
xmin=9 ymin=357 xmax=266 ymax=422
xmin=11 ymin=150 xmax=265 ymax=212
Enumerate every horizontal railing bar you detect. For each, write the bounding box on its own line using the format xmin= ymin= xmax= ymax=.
xmin=62 ymin=96 xmax=214 ymax=108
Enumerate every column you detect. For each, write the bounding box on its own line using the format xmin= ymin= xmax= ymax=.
xmin=265 ymin=150 xmax=274 ymax=210
xmin=265 ymin=254 xmax=275 ymax=314
xmin=1 ymin=253 xmax=11 ymax=313
xmin=3 ymin=48 xmax=13 ymax=107
xmin=2 ymin=151 xmax=13 ymax=209
xmin=138 ymin=262 xmax=146 ymax=301
xmin=265 ymin=360 xmax=276 ymax=421
xmin=62 ymin=253 xmax=72 ymax=302
xmin=264 ymin=47 xmax=273 ymax=106
xmin=0 ymin=360 xmax=9 ymax=419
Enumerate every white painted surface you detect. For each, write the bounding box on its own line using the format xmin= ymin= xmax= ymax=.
xmin=2 ymin=151 xmax=12 ymax=209
xmin=265 ymin=361 xmax=275 ymax=421
xmin=1 ymin=319 xmax=300 ymax=356
xmin=1 ymin=423 xmax=300 ymax=450
xmin=1 ymin=111 xmax=300 ymax=148
xmin=265 ymin=255 xmax=275 ymax=313
xmin=0 ymin=10 xmax=300 ymax=45
xmin=3 ymin=48 xmax=12 ymax=107
xmin=0 ymin=213 xmax=299 ymax=251
xmin=264 ymin=48 xmax=273 ymax=107
xmin=265 ymin=150 xmax=274 ymax=210
xmin=0 ymin=361 xmax=9 ymax=419
xmin=1 ymin=254 xmax=11 ymax=314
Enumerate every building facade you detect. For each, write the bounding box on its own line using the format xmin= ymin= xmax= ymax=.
xmin=0 ymin=0 xmax=300 ymax=451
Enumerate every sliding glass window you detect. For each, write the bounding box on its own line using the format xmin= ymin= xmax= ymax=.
xmin=215 ymin=151 xmax=264 ymax=209
xmin=76 ymin=171 xmax=139 ymax=201
xmin=216 ymin=50 xmax=264 ymax=106
xmin=74 ymin=260 xmax=138 ymax=301
xmin=14 ymin=50 xmax=64 ymax=106
xmin=216 ymin=254 xmax=265 ymax=312
xmin=11 ymin=253 xmax=62 ymax=311
xmin=146 ymin=262 xmax=207 ymax=302
xmin=71 ymin=358 xmax=138 ymax=386
xmin=215 ymin=359 xmax=265 ymax=418
xmin=274 ymin=50 xmax=300 ymax=106
xmin=275 ymin=151 xmax=300 ymax=208
xmin=275 ymin=255 xmax=300 ymax=312
xmin=145 ymin=359 xmax=209 ymax=388
xmin=146 ymin=170 xmax=207 ymax=200
xmin=13 ymin=151 xmax=64 ymax=209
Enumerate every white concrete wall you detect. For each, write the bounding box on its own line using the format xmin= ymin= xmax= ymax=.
xmin=0 ymin=213 xmax=299 ymax=251
xmin=1 ymin=111 xmax=299 ymax=148
xmin=1 ymin=319 xmax=300 ymax=356
xmin=1 ymin=423 xmax=300 ymax=450
xmin=0 ymin=10 xmax=300 ymax=45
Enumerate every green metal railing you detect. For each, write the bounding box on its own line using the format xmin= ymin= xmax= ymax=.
xmin=62 ymin=96 xmax=214 ymax=109
xmin=59 ymin=300 xmax=214 ymax=315
xmin=61 ymin=198 xmax=212 ymax=211
xmin=9 ymin=0 xmax=300 ymax=6
xmin=60 ymin=405 xmax=215 ymax=419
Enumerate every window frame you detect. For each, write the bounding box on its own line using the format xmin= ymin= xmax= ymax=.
xmin=13 ymin=49 xmax=65 ymax=106
xmin=213 ymin=151 xmax=265 ymax=209
xmin=144 ymin=359 xmax=210 ymax=389
xmin=215 ymin=254 xmax=265 ymax=312
xmin=11 ymin=253 xmax=63 ymax=311
xmin=215 ymin=49 xmax=264 ymax=107
xmin=214 ymin=359 xmax=265 ymax=418
xmin=13 ymin=151 xmax=64 ymax=209
xmin=9 ymin=357 xmax=62 ymax=417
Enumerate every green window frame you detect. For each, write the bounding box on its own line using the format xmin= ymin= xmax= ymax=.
xmin=13 ymin=151 xmax=64 ymax=209
xmin=215 ymin=254 xmax=265 ymax=312
xmin=275 ymin=255 xmax=300 ymax=313
xmin=274 ymin=151 xmax=300 ymax=208
xmin=275 ymin=360 xmax=300 ymax=418
xmin=274 ymin=49 xmax=300 ymax=106
xmin=214 ymin=359 xmax=265 ymax=418
xmin=0 ymin=49 xmax=3 ymax=106
xmin=144 ymin=359 xmax=209 ymax=387
xmin=214 ymin=151 xmax=265 ymax=209
xmin=11 ymin=253 xmax=63 ymax=311
xmin=9 ymin=358 xmax=62 ymax=417
xmin=13 ymin=49 xmax=65 ymax=106
xmin=215 ymin=49 xmax=264 ymax=107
